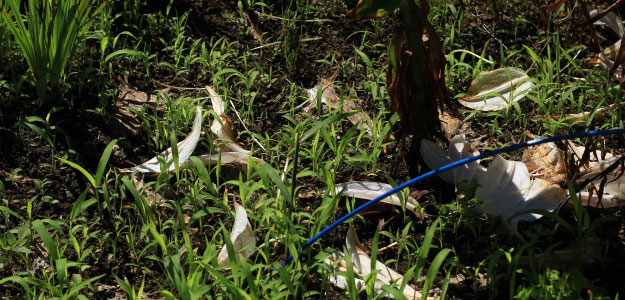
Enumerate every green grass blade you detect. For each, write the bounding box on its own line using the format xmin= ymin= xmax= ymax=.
xmin=422 ymin=248 xmax=451 ymax=300
xmin=32 ymin=219 xmax=60 ymax=263
xmin=415 ymin=218 xmax=441 ymax=280
xmin=56 ymin=157 xmax=96 ymax=188
xmin=95 ymin=139 xmax=117 ymax=187
xmin=299 ymin=111 xmax=357 ymax=143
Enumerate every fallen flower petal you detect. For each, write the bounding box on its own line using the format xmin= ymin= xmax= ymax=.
xmin=217 ymin=202 xmax=257 ymax=266
xmin=333 ymin=181 xmax=422 ymax=216
xmin=120 ymin=106 xmax=203 ymax=173
xmin=324 ymin=227 xmax=431 ymax=299
xmin=476 ymin=155 xmax=563 ymax=234
xmin=206 ymin=86 xmax=250 ymax=154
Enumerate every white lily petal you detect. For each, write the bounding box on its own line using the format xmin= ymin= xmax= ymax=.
xmin=477 ymin=155 xmax=531 ymax=217
xmin=206 ymin=86 xmax=250 ymax=154
xmin=449 ymin=134 xmax=480 ymax=184
xmin=120 ymin=106 xmax=203 ymax=173
xmin=508 ymin=179 xmax=563 ymax=224
xmin=590 ymin=9 xmax=624 ymax=38
xmin=324 ymin=227 xmax=428 ymax=299
xmin=333 ymin=181 xmax=420 ymax=215
xmin=420 ymin=139 xmax=454 ymax=183
xmin=217 ymin=202 xmax=257 ymax=266
xmin=477 ymin=156 xmax=564 ymax=234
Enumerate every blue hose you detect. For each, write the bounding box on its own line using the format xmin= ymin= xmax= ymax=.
xmin=280 ymin=128 xmax=625 ymax=266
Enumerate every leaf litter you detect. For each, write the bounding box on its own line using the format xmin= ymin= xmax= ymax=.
xmin=305 ymin=77 xmax=376 ymax=136
xmin=112 ymin=78 xmax=169 ymax=136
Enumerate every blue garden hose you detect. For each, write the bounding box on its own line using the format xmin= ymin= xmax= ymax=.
xmin=280 ymin=128 xmax=625 ymax=266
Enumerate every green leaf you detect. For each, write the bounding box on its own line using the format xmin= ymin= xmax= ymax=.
xmin=415 ymin=218 xmax=440 ymax=281
xmin=365 ymin=225 xmax=380 ymax=296
xmin=422 ymin=248 xmax=451 ymax=300
xmin=259 ymin=161 xmax=292 ymax=205
xmin=32 ymin=220 xmax=60 ymax=263
xmin=95 ymin=139 xmax=117 ymax=187
xmin=69 ymin=189 xmax=96 ymax=224
xmin=57 ymin=156 xmax=96 ymax=188
xmin=300 ymin=111 xmax=357 ymax=143
xmin=104 ymin=49 xmax=146 ymax=63
xmin=347 ymin=0 xmax=402 ymax=20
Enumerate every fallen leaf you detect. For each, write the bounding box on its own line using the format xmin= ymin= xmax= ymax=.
xmin=205 ymin=86 xmax=250 ymax=154
xmin=521 ymin=142 xmax=566 ymax=184
xmin=217 ymin=202 xmax=257 ymax=266
xmin=560 ymin=100 xmax=625 ymax=124
xmin=458 ymin=67 xmax=534 ymax=111
xmin=112 ymin=78 xmax=168 ymax=136
xmin=438 ymin=110 xmax=461 ymax=140
xmin=306 ymin=79 xmax=375 ymax=136
xmin=332 ymin=181 xmax=422 ymax=216
xmin=119 ymin=106 xmax=203 ymax=173
xmin=324 ymin=227 xmax=432 ymax=299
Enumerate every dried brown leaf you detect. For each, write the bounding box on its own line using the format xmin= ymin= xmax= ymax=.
xmin=522 ymin=142 xmax=566 ymax=184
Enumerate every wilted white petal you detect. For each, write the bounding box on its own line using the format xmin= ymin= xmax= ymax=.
xmin=217 ymin=202 xmax=256 ymax=266
xmin=324 ymin=227 xmax=427 ymax=299
xmin=206 ymin=85 xmax=225 ymax=115
xmin=420 ymin=139 xmax=454 ymax=183
xmin=590 ymin=9 xmax=624 ymax=38
xmin=448 ymin=134 xmax=480 ymax=185
xmin=189 ymin=152 xmax=256 ymax=167
xmin=332 ymin=181 xmax=421 ymax=215
xmin=477 ymin=155 xmax=531 ymax=217
xmin=206 ymin=86 xmax=250 ymax=154
xmin=508 ymin=179 xmax=563 ymax=228
xmin=603 ymin=40 xmax=622 ymax=57
xmin=120 ymin=106 xmax=203 ymax=173
xmin=458 ymin=67 xmax=534 ymax=111
xmin=306 ymin=83 xmax=330 ymax=108
xmin=477 ymin=156 xmax=563 ymax=233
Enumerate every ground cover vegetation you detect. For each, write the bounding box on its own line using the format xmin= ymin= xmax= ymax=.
xmin=1 ymin=0 xmax=625 ymax=298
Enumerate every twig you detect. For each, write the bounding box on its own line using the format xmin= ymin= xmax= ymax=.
xmin=588 ymin=0 xmax=625 ymax=25
xmin=274 ymin=157 xmax=290 ymax=208
xmin=447 ymin=49 xmax=495 ymax=64
xmin=250 ymin=37 xmax=322 ymax=51
xmin=255 ymin=11 xmax=334 ymax=23
xmin=151 ymin=79 xmax=206 ymax=90
xmin=228 ymin=99 xmax=267 ymax=151
xmin=376 ymin=242 xmax=398 ymax=254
